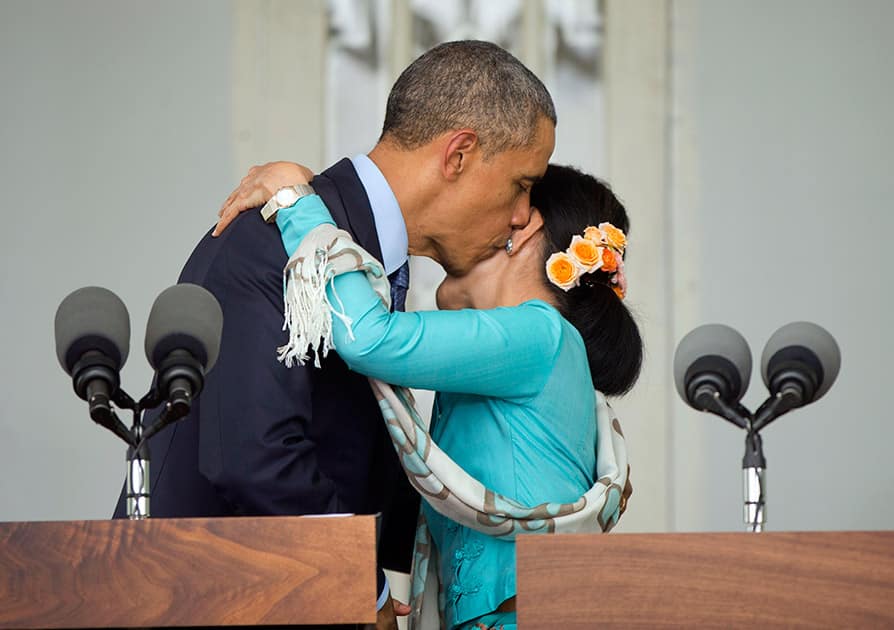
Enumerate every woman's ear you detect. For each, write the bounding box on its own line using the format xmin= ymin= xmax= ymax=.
xmin=508 ymin=207 xmax=545 ymax=254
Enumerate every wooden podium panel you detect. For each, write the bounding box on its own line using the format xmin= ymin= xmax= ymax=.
xmin=0 ymin=515 xmax=377 ymax=628
xmin=517 ymin=531 xmax=894 ymax=628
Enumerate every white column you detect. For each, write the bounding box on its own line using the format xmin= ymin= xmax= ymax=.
xmin=389 ymin=0 xmax=414 ymax=82
xmin=603 ymin=0 xmax=672 ymax=532
xmin=230 ymin=0 xmax=328 ymax=176
xmin=667 ymin=0 xmax=711 ymax=532
xmin=520 ymin=0 xmax=547 ymax=78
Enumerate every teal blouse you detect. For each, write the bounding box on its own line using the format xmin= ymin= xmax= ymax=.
xmin=277 ymin=196 xmax=597 ymax=629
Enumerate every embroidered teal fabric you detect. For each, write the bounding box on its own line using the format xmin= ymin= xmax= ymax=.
xmin=421 ymin=310 xmax=596 ymax=629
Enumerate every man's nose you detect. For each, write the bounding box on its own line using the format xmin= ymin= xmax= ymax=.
xmin=510 ymin=199 xmax=533 ymax=229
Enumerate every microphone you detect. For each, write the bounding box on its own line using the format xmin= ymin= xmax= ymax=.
xmin=141 ymin=284 xmax=222 ymax=439
xmin=673 ymin=324 xmax=753 ymax=428
xmin=752 ymin=322 xmax=841 ymax=431
xmin=54 ymin=286 xmax=133 ymax=444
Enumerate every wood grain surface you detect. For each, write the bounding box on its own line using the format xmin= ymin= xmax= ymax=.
xmin=517 ymin=530 xmax=894 ymax=628
xmin=0 ymin=515 xmax=377 ymax=628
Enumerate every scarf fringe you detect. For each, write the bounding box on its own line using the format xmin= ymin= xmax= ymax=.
xmin=277 ymin=224 xmax=386 ymax=368
xmin=277 ymin=248 xmax=355 ymax=368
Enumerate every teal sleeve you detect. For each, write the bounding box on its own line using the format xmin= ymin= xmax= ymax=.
xmin=273 ymin=193 xmax=560 ymax=398
xmin=274 ymin=194 xmax=336 ymax=254
xmin=330 ymin=272 xmax=560 ymax=398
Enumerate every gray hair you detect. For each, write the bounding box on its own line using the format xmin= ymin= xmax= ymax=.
xmin=380 ymin=40 xmax=556 ymax=157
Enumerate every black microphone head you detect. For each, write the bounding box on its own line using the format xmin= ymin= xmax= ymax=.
xmin=145 ymin=284 xmax=223 ymax=372
xmin=674 ymin=324 xmax=753 ymax=408
xmin=54 ymin=286 xmax=130 ymax=374
xmin=761 ymin=321 xmax=841 ymax=404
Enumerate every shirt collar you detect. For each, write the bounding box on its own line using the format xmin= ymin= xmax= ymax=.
xmin=350 ymin=154 xmax=408 ymax=275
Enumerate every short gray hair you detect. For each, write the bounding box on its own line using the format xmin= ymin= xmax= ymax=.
xmin=381 ymin=40 xmax=556 ymax=157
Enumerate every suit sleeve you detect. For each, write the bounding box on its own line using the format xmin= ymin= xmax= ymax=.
xmin=197 ymin=217 xmax=343 ymax=516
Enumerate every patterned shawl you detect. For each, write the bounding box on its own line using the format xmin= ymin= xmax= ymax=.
xmin=279 ymin=224 xmax=631 ymax=629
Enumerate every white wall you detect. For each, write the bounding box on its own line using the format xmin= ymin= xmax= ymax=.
xmin=670 ymin=0 xmax=894 ymax=531
xmin=0 ymin=0 xmax=237 ymax=520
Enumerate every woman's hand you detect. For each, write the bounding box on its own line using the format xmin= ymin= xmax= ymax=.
xmin=213 ymin=161 xmax=315 ymax=236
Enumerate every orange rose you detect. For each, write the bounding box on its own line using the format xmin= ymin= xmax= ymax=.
xmin=599 ymin=222 xmax=627 ymax=251
xmin=546 ymin=252 xmax=581 ymax=291
xmin=568 ymin=235 xmax=604 ymax=271
xmin=584 ymin=226 xmax=606 ymax=244
xmin=601 ymin=247 xmax=619 ymax=273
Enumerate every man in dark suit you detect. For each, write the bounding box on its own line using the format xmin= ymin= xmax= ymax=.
xmin=115 ymin=41 xmax=556 ymax=628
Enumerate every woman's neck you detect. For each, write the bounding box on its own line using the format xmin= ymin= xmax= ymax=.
xmin=468 ymin=253 xmax=556 ymax=310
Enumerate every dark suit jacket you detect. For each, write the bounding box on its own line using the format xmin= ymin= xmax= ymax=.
xmin=114 ymin=158 xmax=419 ymax=589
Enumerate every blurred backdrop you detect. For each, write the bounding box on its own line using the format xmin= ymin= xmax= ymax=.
xmin=1 ymin=0 xmax=892 ymax=546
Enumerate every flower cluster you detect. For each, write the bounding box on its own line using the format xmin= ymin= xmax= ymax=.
xmin=545 ymin=223 xmax=628 ymax=299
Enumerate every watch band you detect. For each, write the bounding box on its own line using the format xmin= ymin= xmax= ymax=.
xmin=261 ymin=184 xmax=316 ymax=223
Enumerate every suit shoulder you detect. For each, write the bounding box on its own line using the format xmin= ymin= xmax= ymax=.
xmin=182 ymin=211 xmax=287 ymax=291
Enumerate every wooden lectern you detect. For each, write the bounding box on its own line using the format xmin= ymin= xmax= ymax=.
xmin=0 ymin=515 xmax=377 ymax=628
xmin=517 ymin=531 xmax=894 ymax=628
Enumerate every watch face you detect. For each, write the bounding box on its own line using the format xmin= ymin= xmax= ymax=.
xmin=275 ymin=187 xmax=299 ymax=206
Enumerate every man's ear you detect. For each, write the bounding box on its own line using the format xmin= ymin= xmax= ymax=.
xmin=509 ymin=208 xmax=545 ymax=254
xmin=442 ymin=129 xmax=479 ymax=181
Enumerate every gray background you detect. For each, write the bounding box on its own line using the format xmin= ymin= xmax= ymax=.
xmin=0 ymin=1 xmax=235 ymax=519
xmin=669 ymin=0 xmax=893 ymax=531
xmin=1 ymin=0 xmax=891 ymax=538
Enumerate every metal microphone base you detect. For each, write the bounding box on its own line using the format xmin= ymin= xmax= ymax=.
xmin=743 ymin=466 xmax=766 ymax=532
xmin=126 ymin=455 xmax=150 ymax=519
xmin=125 ymin=420 xmax=151 ymax=520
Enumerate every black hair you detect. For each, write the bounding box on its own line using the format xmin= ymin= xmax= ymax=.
xmin=531 ymin=164 xmax=644 ymax=396
xmin=381 ymin=40 xmax=556 ymax=156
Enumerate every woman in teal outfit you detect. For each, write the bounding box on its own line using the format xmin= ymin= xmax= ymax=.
xmin=229 ymin=164 xmax=641 ymax=629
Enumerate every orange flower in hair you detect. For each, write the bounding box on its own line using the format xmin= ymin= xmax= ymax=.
xmin=601 ymin=247 xmax=619 ymax=273
xmin=599 ymin=222 xmax=627 ymax=251
xmin=546 ymin=252 xmax=581 ymax=291
xmin=584 ymin=226 xmax=606 ymax=245
xmin=568 ymin=235 xmax=604 ymax=272
xmin=546 ymin=222 xmax=629 ymax=299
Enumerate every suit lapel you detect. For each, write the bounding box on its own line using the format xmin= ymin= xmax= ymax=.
xmin=312 ymin=158 xmax=384 ymax=264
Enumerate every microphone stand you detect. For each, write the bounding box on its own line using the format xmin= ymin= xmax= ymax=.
xmin=126 ymin=422 xmax=150 ymax=519
xmin=110 ymin=388 xmax=151 ymax=519
xmin=110 ymin=388 xmax=190 ymax=519
xmin=738 ymin=387 xmax=804 ymax=532
xmin=693 ymin=389 xmax=767 ymax=532
xmin=742 ymin=427 xmax=766 ymax=532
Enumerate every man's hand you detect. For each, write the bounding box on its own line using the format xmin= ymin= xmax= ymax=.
xmin=364 ymin=596 xmax=410 ymax=630
xmin=213 ymin=161 xmax=314 ymax=236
